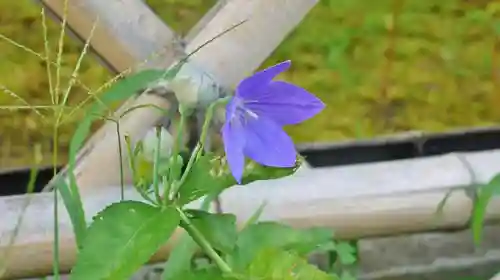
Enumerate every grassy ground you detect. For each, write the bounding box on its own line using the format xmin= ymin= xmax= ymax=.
xmin=0 ymin=0 xmax=498 ymax=168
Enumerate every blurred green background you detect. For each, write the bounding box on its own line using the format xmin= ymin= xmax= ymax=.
xmin=0 ymin=0 xmax=498 ymax=168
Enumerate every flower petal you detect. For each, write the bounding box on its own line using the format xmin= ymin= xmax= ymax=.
xmin=236 ymin=61 xmax=291 ymax=100
xmin=224 ymin=96 xmax=238 ymax=122
xmin=245 ymin=81 xmax=325 ymax=125
xmin=243 ymin=116 xmax=297 ymax=168
xmin=221 ymin=122 xmax=246 ymax=183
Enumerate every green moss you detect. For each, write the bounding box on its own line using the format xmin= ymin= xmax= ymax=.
xmin=0 ymin=0 xmax=498 ymax=167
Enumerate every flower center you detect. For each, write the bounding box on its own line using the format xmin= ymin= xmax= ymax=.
xmin=230 ymin=97 xmax=258 ymax=127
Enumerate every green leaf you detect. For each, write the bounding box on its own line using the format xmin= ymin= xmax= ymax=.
xmin=134 ymin=157 xmax=156 ymax=189
xmin=240 ymin=157 xmax=303 ymax=185
xmin=185 ymin=210 xmax=238 ymax=254
xmin=178 ymin=155 xmax=220 ymax=205
xmin=339 ymin=271 xmax=357 ymax=280
xmin=132 ymin=150 xmax=181 ymax=192
xmin=241 ymin=202 xmax=267 ymax=230
xmin=182 ymin=271 xmax=222 ymax=280
xmin=67 ymin=70 xmax=168 ymax=205
xmin=55 ymin=177 xmax=87 ymax=249
xmin=245 ymin=248 xmax=337 ymax=280
xmin=161 ymin=233 xmax=198 ymax=280
xmin=69 ymin=70 xmax=166 ymax=170
xmin=178 ymin=154 xmax=303 ymax=205
xmin=161 ymin=195 xmax=216 ymax=280
xmin=229 ymin=222 xmax=333 ymax=270
xmin=471 ymin=173 xmax=500 ymax=245
xmin=70 ymin=201 xmax=180 ymax=280
xmin=193 ymin=257 xmax=214 ymax=270
xmin=171 ymin=268 xmax=229 ymax=280
xmin=334 ymin=242 xmax=357 ymax=265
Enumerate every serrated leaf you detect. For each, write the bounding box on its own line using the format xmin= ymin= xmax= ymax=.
xmin=229 ymin=222 xmax=333 ymax=270
xmin=245 ymin=248 xmax=337 ymax=280
xmin=70 ymin=201 xmax=180 ymax=280
xmin=185 ymin=210 xmax=238 ymax=254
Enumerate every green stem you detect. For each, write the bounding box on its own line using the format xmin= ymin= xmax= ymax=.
xmin=153 ymin=126 xmax=162 ymax=203
xmin=177 ymin=207 xmax=232 ymax=274
xmin=167 ymin=144 xmax=200 ymax=201
xmin=163 ymin=107 xmax=187 ymax=202
xmin=196 ymin=96 xmax=231 ymax=161
xmin=52 ymin=125 xmax=60 ymax=280
xmin=116 ymin=121 xmax=125 ymax=201
xmin=170 ymin=110 xmax=186 ymax=178
xmin=171 ymin=96 xmax=231 ymax=197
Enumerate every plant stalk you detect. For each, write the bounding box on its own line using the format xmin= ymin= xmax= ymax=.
xmin=171 ymin=96 xmax=231 ymax=198
xmin=153 ymin=126 xmax=162 ymax=203
xmin=52 ymin=125 xmax=61 ymax=280
xmin=177 ymin=207 xmax=233 ymax=274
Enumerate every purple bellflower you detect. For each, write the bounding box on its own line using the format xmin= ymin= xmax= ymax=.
xmin=221 ymin=60 xmax=325 ymax=183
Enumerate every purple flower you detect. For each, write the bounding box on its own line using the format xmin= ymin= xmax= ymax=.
xmin=221 ymin=60 xmax=325 ymax=183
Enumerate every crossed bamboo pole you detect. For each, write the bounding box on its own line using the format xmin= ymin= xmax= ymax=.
xmin=0 ymin=0 xmax=319 ymax=278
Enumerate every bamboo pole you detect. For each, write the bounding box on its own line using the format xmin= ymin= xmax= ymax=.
xmin=2 ymin=150 xmax=500 ymax=278
xmin=220 ymin=149 xmax=500 ymax=239
xmin=39 ymin=0 xmax=319 ymax=191
xmin=0 ymin=187 xmax=209 ymax=279
xmin=0 ymin=0 xmax=320 ymax=277
xmin=38 ymin=0 xmax=185 ymax=191
xmin=38 ymin=0 xmax=183 ymax=72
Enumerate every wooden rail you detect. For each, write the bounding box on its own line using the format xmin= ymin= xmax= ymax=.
xmin=2 ymin=149 xmax=500 ymax=278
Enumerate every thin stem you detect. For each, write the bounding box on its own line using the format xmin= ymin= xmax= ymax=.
xmin=168 ymin=108 xmax=187 ymax=184
xmin=56 ymin=18 xmax=97 ymax=124
xmin=198 ymin=97 xmax=230 ymax=158
xmin=169 ymin=97 xmax=230 ymax=199
xmin=40 ymin=8 xmax=55 ymax=106
xmin=124 ymin=135 xmax=157 ymax=205
xmin=179 ymin=144 xmax=201 ymax=182
xmin=174 ymin=108 xmax=187 ymax=156
xmin=0 ymin=84 xmax=43 ymax=118
xmin=152 ymin=126 xmax=162 ymax=203
xmin=54 ymin=0 xmax=68 ymax=105
xmin=161 ymin=175 xmax=171 ymax=206
xmin=177 ymin=207 xmax=232 ymax=274
xmin=168 ymin=144 xmax=200 ymax=201
xmin=116 ymin=121 xmax=125 ymax=200
xmin=52 ymin=125 xmax=60 ymax=280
